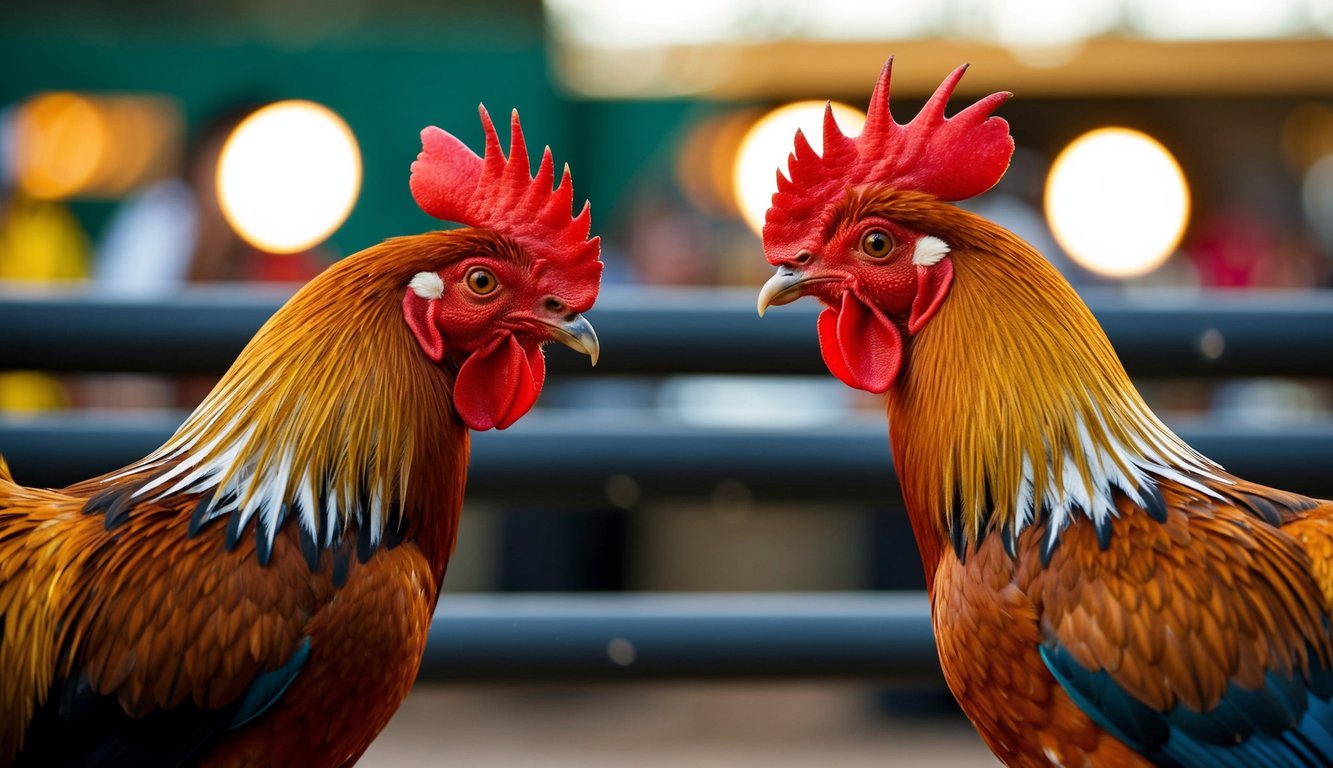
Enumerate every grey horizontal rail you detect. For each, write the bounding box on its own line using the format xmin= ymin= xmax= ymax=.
xmin=4 ymin=413 xmax=1332 ymax=501
xmin=2 ymin=286 xmax=1332 ymax=377
xmin=421 ymin=592 xmax=941 ymax=682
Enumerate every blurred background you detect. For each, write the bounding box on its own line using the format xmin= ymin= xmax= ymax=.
xmin=3 ymin=1 xmax=1333 ymax=765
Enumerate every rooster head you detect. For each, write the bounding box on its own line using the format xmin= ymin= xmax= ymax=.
xmin=756 ymin=59 xmax=1013 ymax=393
xmin=404 ymin=106 xmax=602 ymax=431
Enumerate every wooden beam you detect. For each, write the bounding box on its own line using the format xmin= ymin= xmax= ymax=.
xmin=553 ymin=38 xmax=1333 ymax=99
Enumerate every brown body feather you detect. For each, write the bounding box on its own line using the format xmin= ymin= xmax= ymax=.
xmin=932 ymin=481 xmax=1333 ymax=767
xmin=879 ymin=194 xmax=1333 ymax=765
xmin=0 ymin=232 xmax=480 ymax=765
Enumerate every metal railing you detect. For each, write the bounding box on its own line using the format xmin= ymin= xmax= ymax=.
xmin=2 ymin=286 xmax=1331 ymax=682
xmin=4 ymin=286 xmax=1333 ymax=377
xmin=422 ymin=592 xmax=941 ymax=682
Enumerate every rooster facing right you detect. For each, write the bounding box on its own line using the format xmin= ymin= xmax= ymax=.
xmin=757 ymin=58 xmax=1333 ymax=766
xmin=0 ymin=106 xmax=601 ymax=766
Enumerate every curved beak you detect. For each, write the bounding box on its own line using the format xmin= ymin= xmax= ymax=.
xmin=758 ymin=266 xmax=813 ymax=317
xmin=547 ymin=313 xmax=600 ymax=366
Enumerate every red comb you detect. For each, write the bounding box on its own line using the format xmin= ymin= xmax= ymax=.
xmin=410 ymin=105 xmax=602 ymax=296
xmin=763 ymin=59 xmax=1014 ymax=262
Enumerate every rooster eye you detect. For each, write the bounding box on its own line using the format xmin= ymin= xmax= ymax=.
xmin=861 ymin=229 xmax=894 ymax=258
xmin=465 ymin=267 xmax=499 ymax=296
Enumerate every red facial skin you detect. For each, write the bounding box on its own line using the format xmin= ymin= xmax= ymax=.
xmin=759 ymin=60 xmax=1011 ymax=395
xmin=402 ymin=231 xmax=597 ymax=431
xmin=766 ymin=206 xmax=952 ymax=393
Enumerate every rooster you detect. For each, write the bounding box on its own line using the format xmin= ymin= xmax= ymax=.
xmin=0 ymin=105 xmax=602 ymax=766
xmin=757 ymin=59 xmax=1333 ymax=766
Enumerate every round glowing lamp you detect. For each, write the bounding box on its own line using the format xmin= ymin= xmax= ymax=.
xmin=216 ymin=100 xmax=362 ymax=254
xmin=1044 ymin=127 xmax=1189 ymax=278
xmin=732 ymin=101 xmax=866 ymax=236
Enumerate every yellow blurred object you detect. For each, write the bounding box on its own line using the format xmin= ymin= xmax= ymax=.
xmin=0 ymin=192 xmax=88 ymax=412
xmin=0 ymin=372 xmax=69 ymax=413
xmin=0 ymin=193 xmax=90 ymax=281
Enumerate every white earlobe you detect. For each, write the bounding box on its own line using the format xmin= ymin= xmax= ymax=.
xmin=409 ymin=271 xmax=445 ymax=300
xmin=912 ymin=236 xmax=950 ymax=267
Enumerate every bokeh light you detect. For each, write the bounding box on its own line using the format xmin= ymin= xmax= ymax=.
xmin=14 ymin=93 xmax=107 ymax=200
xmin=732 ymin=101 xmax=866 ymax=237
xmin=216 ymin=100 xmax=361 ymax=254
xmin=11 ymin=93 xmax=181 ymax=200
xmin=1044 ymin=127 xmax=1190 ymax=278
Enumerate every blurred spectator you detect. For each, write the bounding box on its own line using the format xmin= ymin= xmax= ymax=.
xmin=618 ymin=187 xmax=717 ymax=287
xmin=1183 ymin=205 xmax=1332 ymax=422
xmin=94 ymin=177 xmax=196 ymax=293
xmin=1188 ymin=207 xmax=1326 ymax=289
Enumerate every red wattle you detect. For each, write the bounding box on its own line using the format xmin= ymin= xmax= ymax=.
xmin=817 ymin=292 xmax=903 ymax=394
xmin=817 ymin=307 xmax=857 ymax=390
xmin=495 ymin=343 xmax=546 ymax=430
xmin=453 ymin=334 xmax=547 ymax=431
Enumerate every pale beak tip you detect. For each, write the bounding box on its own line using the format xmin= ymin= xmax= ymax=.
xmin=551 ymin=313 xmax=600 ymax=368
xmin=584 ymin=330 xmax=600 ymax=367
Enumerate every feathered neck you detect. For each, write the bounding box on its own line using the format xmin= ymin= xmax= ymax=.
xmin=109 ymin=235 xmax=467 ymax=571
xmin=882 ymin=199 xmax=1220 ymax=576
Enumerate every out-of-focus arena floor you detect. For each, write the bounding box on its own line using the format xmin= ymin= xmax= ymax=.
xmin=363 ymin=683 xmax=999 ymax=767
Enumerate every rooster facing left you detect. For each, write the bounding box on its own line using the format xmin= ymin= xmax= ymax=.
xmin=0 ymin=105 xmax=602 ymax=767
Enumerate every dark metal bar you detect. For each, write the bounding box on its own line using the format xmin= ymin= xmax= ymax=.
xmin=420 ymin=592 xmax=941 ymax=682
xmin=3 ymin=287 xmax=1332 ymax=377
xmin=4 ymin=414 xmax=1332 ymax=501
xmin=0 ymin=286 xmax=291 ymax=376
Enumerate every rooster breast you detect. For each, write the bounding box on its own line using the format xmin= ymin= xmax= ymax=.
xmin=198 ymin=542 xmax=439 ymax=767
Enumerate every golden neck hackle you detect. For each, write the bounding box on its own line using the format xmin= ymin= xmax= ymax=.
xmin=129 ymin=234 xmax=468 ymax=569
xmin=881 ymin=196 xmax=1209 ymax=572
